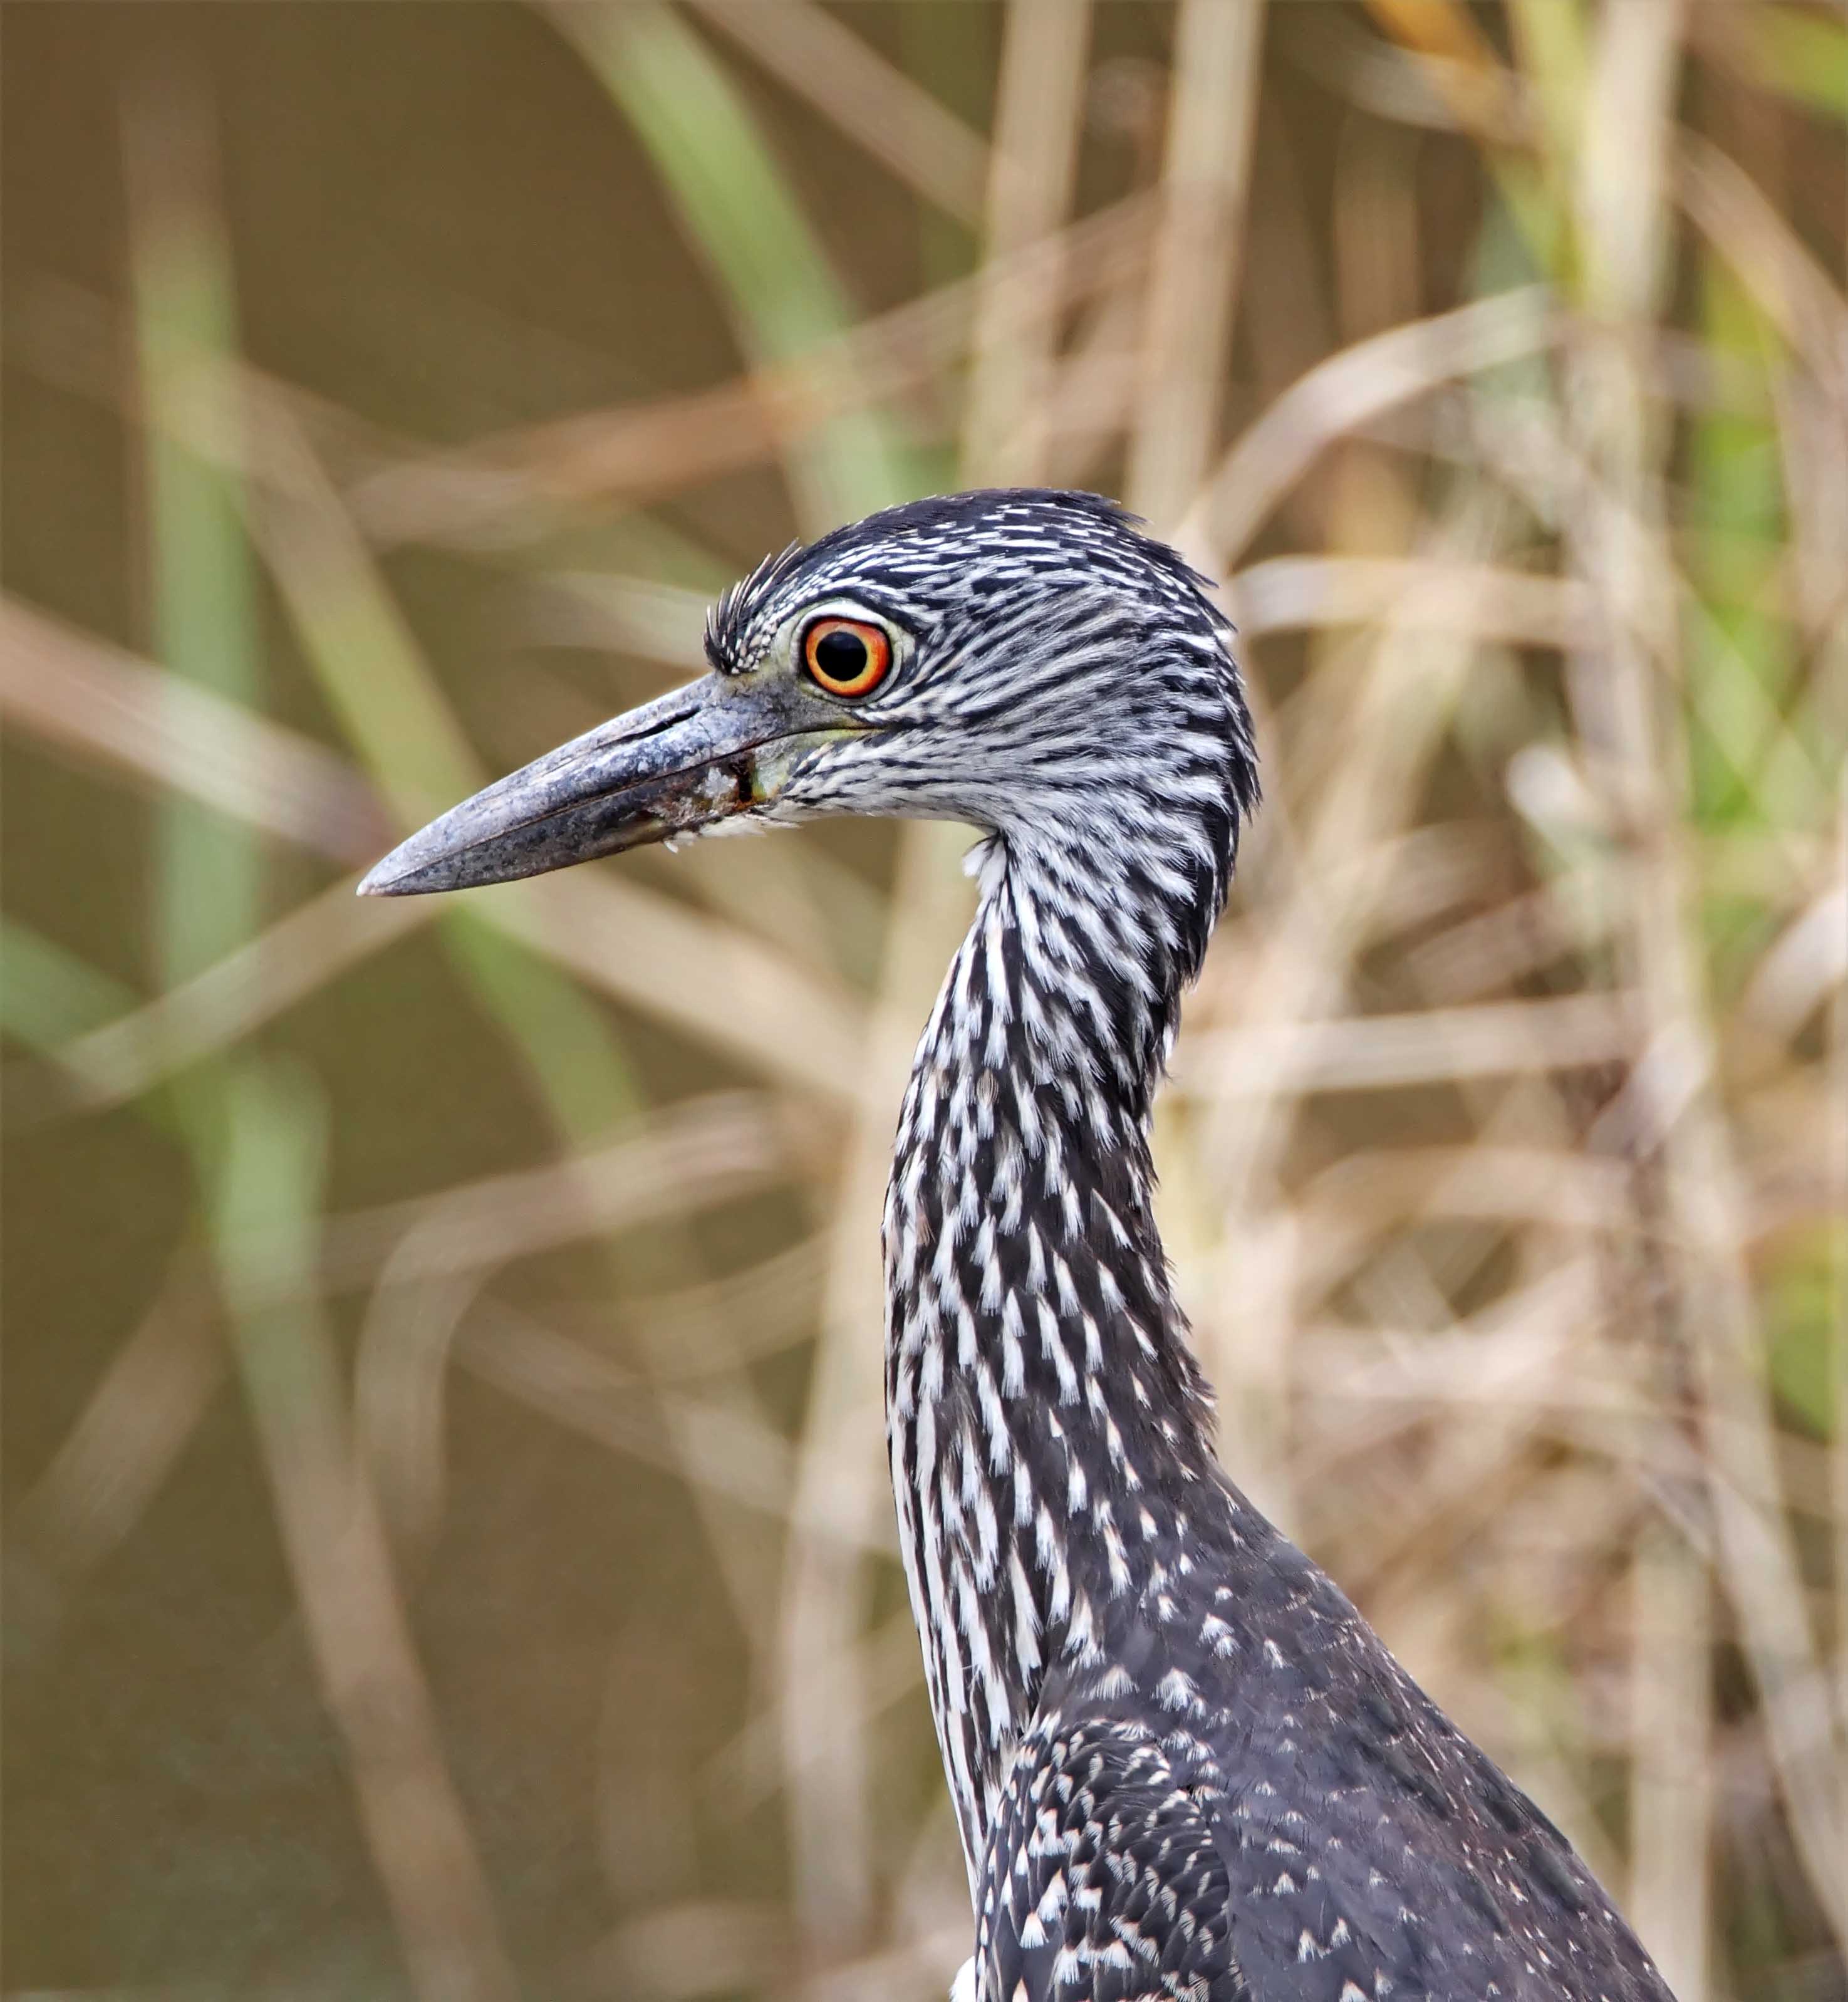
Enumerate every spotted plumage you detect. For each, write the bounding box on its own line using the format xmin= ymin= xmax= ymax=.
xmin=361 ymin=490 xmax=1676 ymax=2002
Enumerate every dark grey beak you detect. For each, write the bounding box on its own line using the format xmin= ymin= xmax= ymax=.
xmin=358 ymin=674 xmax=825 ymax=897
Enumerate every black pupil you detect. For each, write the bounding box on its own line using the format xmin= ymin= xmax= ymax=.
xmin=814 ymin=627 xmax=869 ymax=684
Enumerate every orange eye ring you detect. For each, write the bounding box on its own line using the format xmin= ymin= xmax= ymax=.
xmin=802 ymin=617 xmax=892 ymax=698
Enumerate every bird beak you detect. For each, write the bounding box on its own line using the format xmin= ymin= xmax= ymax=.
xmin=357 ymin=674 xmax=835 ymax=897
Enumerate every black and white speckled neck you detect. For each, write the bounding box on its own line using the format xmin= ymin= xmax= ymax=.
xmin=885 ymin=830 xmax=1227 ymax=1880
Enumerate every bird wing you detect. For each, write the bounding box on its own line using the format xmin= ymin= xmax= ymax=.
xmin=968 ymin=1703 xmax=1668 ymax=2002
xmin=970 ymin=1714 xmax=1266 ymax=2002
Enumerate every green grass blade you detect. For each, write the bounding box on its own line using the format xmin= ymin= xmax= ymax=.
xmin=127 ymin=92 xmax=263 ymax=991
xmin=560 ymin=1 xmax=922 ymax=525
xmin=1751 ymin=6 xmax=1848 ymax=121
xmin=0 ymin=920 xmax=138 ymax=1051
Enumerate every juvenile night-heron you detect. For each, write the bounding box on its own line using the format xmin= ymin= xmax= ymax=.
xmin=361 ymin=491 xmax=1673 ymax=2001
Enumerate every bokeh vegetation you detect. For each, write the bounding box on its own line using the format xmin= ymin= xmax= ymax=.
xmin=4 ymin=4 xmax=1844 ymax=1998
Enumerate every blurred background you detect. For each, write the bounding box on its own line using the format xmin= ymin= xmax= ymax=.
xmin=3 ymin=3 xmax=1844 ymax=1998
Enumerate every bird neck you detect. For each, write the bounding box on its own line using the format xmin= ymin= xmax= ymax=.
xmin=883 ymin=837 xmax=1220 ymax=1877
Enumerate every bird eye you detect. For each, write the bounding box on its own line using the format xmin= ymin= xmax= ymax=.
xmin=802 ymin=617 xmax=891 ymax=698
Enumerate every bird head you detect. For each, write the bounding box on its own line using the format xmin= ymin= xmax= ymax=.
xmin=360 ymin=490 xmax=1257 ymax=957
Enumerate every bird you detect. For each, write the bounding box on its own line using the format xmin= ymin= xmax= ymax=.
xmin=360 ymin=490 xmax=1676 ymax=2002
